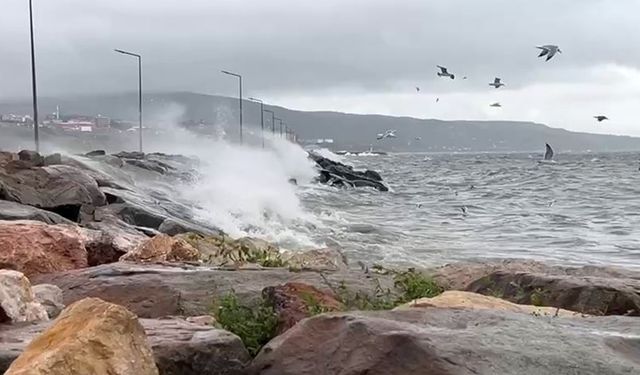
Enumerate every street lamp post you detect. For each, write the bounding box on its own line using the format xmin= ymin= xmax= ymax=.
xmin=264 ymin=109 xmax=275 ymax=140
xmin=28 ymin=0 xmax=39 ymax=152
xmin=280 ymin=122 xmax=285 ymax=138
xmin=114 ymin=48 xmax=143 ymax=152
xmin=221 ymin=70 xmax=243 ymax=144
xmin=274 ymin=118 xmax=282 ymax=137
xmin=248 ymin=97 xmax=264 ymax=148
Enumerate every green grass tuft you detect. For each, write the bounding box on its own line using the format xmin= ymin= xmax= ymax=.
xmin=214 ymin=293 xmax=278 ymax=356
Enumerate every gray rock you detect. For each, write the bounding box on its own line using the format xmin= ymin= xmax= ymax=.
xmin=43 ymin=153 xmax=62 ymax=166
xmin=0 ymin=164 xmax=106 ymax=222
xmin=17 ymin=150 xmax=43 ymax=167
xmin=32 ymin=284 xmax=64 ymax=319
xmin=158 ymin=218 xmax=221 ymax=237
xmin=0 ymin=317 xmax=250 ymax=375
xmin=85 ymin=150 xmax=106 ymax=157
xmin=466 ymin=270 xmax=640 ymax=316
xmin=249 ymin=309 xmax=640 ymax=375
xmin=0 ymin=200 xmax=73 ymax=225
xmin=33 ymin=262 xmax=395 ymax=318
xmin=0 ymin=270 xmax=48 ymax=324
xmin=147 ymin=318 xmax=250 ymax=375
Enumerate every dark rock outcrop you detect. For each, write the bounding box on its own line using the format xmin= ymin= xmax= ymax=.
xmin=0 ymin=200 xmax=73 ymax=225
xmin=248 ymin=309 xmax=640 ymax=375
xmin=0 ymin=164 xmax=106 ymax=222
xmin=308 ymin=152 xmax=388 ymax=191
xmin=17 ymin=150 xmax=44 ymax=167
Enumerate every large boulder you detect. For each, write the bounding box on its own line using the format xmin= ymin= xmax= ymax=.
xmin=17 ymin=150 xmax=44 ymax=167
xmin=0 ymin=316 xmax=250 ymax=375
xmin=263 ymin=282 xmax=344 ymax=335
xmin=4 ymin=298 xmax=159 ymax=375
xmin=83 ymin=215 xmax=149 ymax=254
xmin=308 ymin=152 xmax=388 ymax=192
xmin=466 ymin=270 xmax=640 ymax=316
xmin=0 ymin=200 xmax=73 ymax=225
xmin=0 ymin=270 xmax=48 ymax=324
xmin=33 ymin=262 xmax=396 ymax=319
xmin=146 ymin=318 xmax=250 ymax=375
xmin=396 ymin=291 xmax=581 ymax=317
xmin=248 ymin=309 xmax=640 ymax=375
xmin=0 ymin=164 xmax=106 ymax=222
xmin=0 ymin=220 xmax=123 ymax=277
xmin=0 ymin=220 xmax=89 ymax=277
xmin=32 ymin=284 xmax=64 ymax=319
xmin=120 ymin=234 xmax=200 ymax=263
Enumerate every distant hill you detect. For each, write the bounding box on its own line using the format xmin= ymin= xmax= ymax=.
xmin=2 ymin=91 xmax=640 ymax=153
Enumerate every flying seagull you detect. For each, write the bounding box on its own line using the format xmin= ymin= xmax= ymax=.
xmin=376 ymin=129 xmax=397 ymax=140
xmin=594 ymin=115 xmax=609 ymax=122
xmin=436 ymin=97 xmax=440 ymax=103
xmin=544 ymin=143 xmax=554 ymax=161
xmin=460 ymin=206 xmax=468 ymax=216
xmin=490 ymin=102 xmax=502 ymax=107
xmin=536 ymin=45 xmax=562 ymax=61
xmin=463 ymin=76 xmax=468 ymax=80
xmin=416 ymin=86 xmax=420 ymax=92
xmin=437 ymin=65 xmax=455 ymax=79
xmin=489 ymin=77 xmax=505 ymax=88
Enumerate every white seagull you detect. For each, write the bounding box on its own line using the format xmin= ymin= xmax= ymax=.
xmin=437 ymin=65 xmax=455 ymax=79
xmin=376 ymin=129 xmax=397 ymax=140
xmin=536 ymin=45 xmax=562 ymax=61
xmin=489 ymin=77 xmax=505 ymax=88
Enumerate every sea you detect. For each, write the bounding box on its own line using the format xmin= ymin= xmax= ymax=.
xmin=294 ymin=151 xmax=640 ymax=269
xmin=3 ymin=126 xmax=639 ymax=270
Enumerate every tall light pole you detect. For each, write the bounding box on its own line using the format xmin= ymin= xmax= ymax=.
xmin=248 ymin=97 xmax=264 ymax=148
xmin=114 ymin=49 xmax=143 ymax=152
xmin=28 ymin=0 xmax=39 ymax=152
xmin=274 ymin=117 xmax=282 ymax=137
xmin=280 ymin=121 xmax=285 ymax=138
xmin=264 ymin=109 xmax=275 ymax=139
xmin=221 ymin=70 xmax=243 ymax=144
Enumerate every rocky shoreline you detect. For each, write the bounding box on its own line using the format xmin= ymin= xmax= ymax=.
xmin=1 ymin=149 xmax=639 ymax=374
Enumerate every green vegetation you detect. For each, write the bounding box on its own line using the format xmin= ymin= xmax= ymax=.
xmin=530 ymin=288 xmax=546 ymax=307
xmin=393 ymin=268 xmax=444 ymax=304
xmin=330 ymin=268 xmax=444 ymax=310
xmin=300 ymin=291 xmax=332 ymax=316
xmin=214 ymin=293 xmax=278 ymax=356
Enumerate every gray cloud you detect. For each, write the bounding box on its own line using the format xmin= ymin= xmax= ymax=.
xmin=1 ymin=0 xmax=640 ymax=134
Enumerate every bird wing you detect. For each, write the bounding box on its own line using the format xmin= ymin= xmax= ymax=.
xmin=538 ymin=48 xmax=549 ymax=57
xmin=494 ymin=78 xmax=501 ymax=84
xmin=545 ymin=53 xmax=554 ymax=61
xmin=437 ymin=65 xmax=448 ymax=74
xmin=544 ymin=143 xmax=554 ymax=160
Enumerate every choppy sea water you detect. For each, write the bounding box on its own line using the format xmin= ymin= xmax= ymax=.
xmin=297 ymin=152 xmax=640 ymax=269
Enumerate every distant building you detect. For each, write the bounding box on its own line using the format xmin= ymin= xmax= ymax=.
xmin=95 ymin=115 xmax=111 ymax=128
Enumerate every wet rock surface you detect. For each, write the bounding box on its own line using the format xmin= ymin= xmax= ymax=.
xmin=0 ymin=200 xmax=73 ymax=225
xmin=249 ymin=308 xmax=640 ymax=375
xmin=308 ymin=151 xmax=388 ymax=191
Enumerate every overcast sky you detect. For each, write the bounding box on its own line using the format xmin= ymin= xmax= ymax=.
xmin=1 ymin=0 xmax=640 ymax=135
